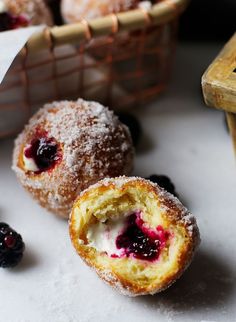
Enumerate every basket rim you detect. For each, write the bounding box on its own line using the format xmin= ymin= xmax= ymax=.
xmin=25 ymin=0 xmax=189 ymax=54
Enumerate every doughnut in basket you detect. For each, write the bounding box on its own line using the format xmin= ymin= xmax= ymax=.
xmin=69 ymin=176 xmax=200 ymax=296
xmin=0 ymin=0 xmax=53 ymax=31
xmin=61 ymin=0 xmax=139 ymax=24
xmin=12 ymin=99 xmax=134 ymax=218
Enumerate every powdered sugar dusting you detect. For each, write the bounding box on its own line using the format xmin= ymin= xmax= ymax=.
xmin=138 ymin=1 xmax=152 ymax=10
xmin=97 ymin=268 xmax=136 ymax=297
xmin=44 ymin=99 xmax=122 ymax=170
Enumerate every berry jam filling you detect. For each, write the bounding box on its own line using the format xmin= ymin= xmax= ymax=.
xmin=0 ymin=12 xmax=29 ymax=32
xmin=24 ymin=136 xmax=61 ymax=173
xmin=113 ymin=212 xmax=170 ymax=262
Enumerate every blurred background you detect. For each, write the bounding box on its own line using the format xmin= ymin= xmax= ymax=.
xmin=180 ymin=0 xmax=235 ymax=41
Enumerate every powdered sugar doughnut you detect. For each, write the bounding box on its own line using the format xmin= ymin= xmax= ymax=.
xmin=61 ymin=0 xmax=139 ymax=23
xmin=69 ymin=176 xmax=200 ymax=296
xmin=0 ymin=0 xmax=53 ymax=31
xmin=12 ymin=99 xmax=134 ymax=218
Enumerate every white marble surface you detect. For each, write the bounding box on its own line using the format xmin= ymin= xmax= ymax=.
xmin=0 ymin=43 xmax=236 ymax=322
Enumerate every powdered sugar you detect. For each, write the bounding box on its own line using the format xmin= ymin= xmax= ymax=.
xmin=43 ymin=99 xmax=121 ymax=170
xmin=97 ymin=268 xmax=136 ymax=297
xmin=0 ymin=0 xmax=7 ymax=12
xmin=138 ymin=1 xmax=152 ymax=10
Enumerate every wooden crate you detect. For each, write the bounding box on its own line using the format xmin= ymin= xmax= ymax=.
xmin=202 ymin=33 xmax=236 ymax=154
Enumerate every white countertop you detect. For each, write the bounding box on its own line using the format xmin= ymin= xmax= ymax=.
xmin=0 ymin=43 xmax=235 ymax=322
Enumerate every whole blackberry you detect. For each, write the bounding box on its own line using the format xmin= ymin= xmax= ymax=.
xmin=0 ymin=223 xmax=25 ymax=268
xmin=117 ymin=112 xmax=142 ymax=147
xmin=0 ymin=12 xmax=12 ymax=31
xmin=147 ymin=175 xmax=177 ymax=196
xmin=0 ymin=12 xmax=28 ymax=31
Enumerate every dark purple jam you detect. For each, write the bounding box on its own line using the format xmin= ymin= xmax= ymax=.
xmin=115 ymin=212 xmax=169 ymax=262
xmin=24 ymin=136 xmax=61 ymax=173
xmin=0 ymin=12 xmax=29 ymax=32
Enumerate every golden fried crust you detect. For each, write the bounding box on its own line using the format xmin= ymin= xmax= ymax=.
xmin=12 ymin=99 xmax=134 ymax=218
xmin=4 ymin=0 xmax=53 ymax=26
xmin=69 ymin=176 xmax=200 ymax=296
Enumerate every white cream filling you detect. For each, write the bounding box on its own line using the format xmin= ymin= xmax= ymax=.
xmin=87 ymin=216 xmax=126 ymax=256
xmin=0 ymin=0 xmax=7 ymax=13
xmin=23 ymin=146 xmax=39 ymax=172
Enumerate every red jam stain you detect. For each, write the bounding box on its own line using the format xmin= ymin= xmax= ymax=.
xmin=0 ymin=12 xmax=29 ymax=32
xmin=24 ymin=133 xmax=61 ymax=173
xmin=115 ymin=212 xmax=170 ymax=262
xmin=10 ymin=14 xmax=29 ymax=29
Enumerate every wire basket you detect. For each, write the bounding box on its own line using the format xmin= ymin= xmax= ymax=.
xmin=0 ymin=0 xmax=188 ymax=138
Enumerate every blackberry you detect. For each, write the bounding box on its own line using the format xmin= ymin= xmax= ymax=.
xmin=0 ymin=223 xmax=25 ymax=268
xmin=147 ymin=174 xmax=177 ymax=196
xmin=117 ymin=112 xmax=142 ymax=147
xmin=0 ymin=12 xmax=12 ymax=31
xmin=0 ymin=12 xmax=28 ymax=31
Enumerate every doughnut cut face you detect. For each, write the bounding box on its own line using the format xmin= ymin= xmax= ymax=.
xmin=12 ymin=99 xmax=134 ymax=218
xmin=87 ymin=210 xmax=171 ymax=262
xmin=70 ymin=177 xmax=200 ymax=296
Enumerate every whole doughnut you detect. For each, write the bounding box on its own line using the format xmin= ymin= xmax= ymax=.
xmin=61 ymin=0 xmax=139 ymax=23
xmin=12 ymin=99 xmax=134 ymax=218
xmin=0 ymin=0 xmax=53 ymax=30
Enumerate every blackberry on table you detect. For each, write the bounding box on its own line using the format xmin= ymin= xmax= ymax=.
xmin=147 ymin=174 xmax=177 ymax=196
xmin=0 ymin=223 xmax=25 ymax=268
xmin=117 ymin=112 xmax=142 ymax=147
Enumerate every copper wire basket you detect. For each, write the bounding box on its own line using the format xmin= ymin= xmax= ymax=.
xmin=0 ymin=0 xmax=188 ymax=138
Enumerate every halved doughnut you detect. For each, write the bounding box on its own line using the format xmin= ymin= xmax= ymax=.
xmin=69 ymin=176 xmax=200 ymax=296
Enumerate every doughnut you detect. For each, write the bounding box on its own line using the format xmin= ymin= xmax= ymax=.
xmin=12 ymin=99 xmax=134 ymax=218
xmin=0 ymin=0 xmax=53 ymax=31
xmin=69 ymin=176 xmax=200 ymax=296
xmin=61 ymin=0 xmax=139 ymax=24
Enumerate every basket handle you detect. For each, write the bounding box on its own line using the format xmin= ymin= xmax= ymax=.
xmin=25 ymin=0 xmax=189 ymax=54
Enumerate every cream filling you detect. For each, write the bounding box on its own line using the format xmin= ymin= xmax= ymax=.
xmin=87 ymin=216 xmax=126 ymax=256
xmin=0 ymin=0 xmax=7 ymax=13
xmin=23 ymin=146 xmax=39 ymax=172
